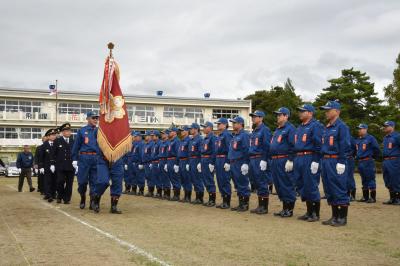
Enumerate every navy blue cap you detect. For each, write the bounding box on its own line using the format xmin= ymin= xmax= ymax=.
xmin=189 ymin=123 xmax=200 ymax=130
xmin=229 ymin=116 xmax=245 ymax=125
xmin=273 ymin=107 xmax=290 ymax=116
xmin=45 ymin=128 xmax=57 ymax=136
xmin=144 ymin=130 xmax=152 ymax=136
xmin=169 ymin=127 xmax=179 ymax=132
xmin=297 ymin=104 xmax=315 ymax=113
xmin=150 ymin=130 xmax=160 ymax=136
xmin=215 ymin=118 xmax=229 ymax=125
xmin=320 ymin=101 xmax=341 ymax=110
xmin=384 ymin=121 xmax=395 ymax=127
xmin=201 ymin=121 xmax=214 ymax=128
xmin=86 ymin=111 xmax=99 ymax=118
xmin=357 ymin=123 xmax=368 ymax=129
xmin=179 ymin=125 xmax=190 ymax=131
xmin=131 ymin=131 xmax=141 ymax=137
xmin=249 ymin=110 xmax=265 ymax=117
xmin=163 ymin=129 xmax=171 ymax=135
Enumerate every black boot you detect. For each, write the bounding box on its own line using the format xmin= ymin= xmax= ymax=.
xmin=383 ymin=190 xmax=394 ymax=205
xmin=204 ymin=192 xmax=216 ymax=207
xmin=358 ymin=189 xmax=369 ymax=202
xmin=123 ymin=185 xmax=131 ymax=194
xmin=350 ymin=189 xmax=356 ymax=202
xmin=170 ymin=189 xmax=180 ymax=201
xmin=79 ymin=194 xmax=86 ymax=209
xmin=367 ymin=190 xmax=376 ymax=203
xmin=393 ymin=192 xmax=400 ymax=205
xmin=145 ymin=187 xmax=155 ymax=197
xmin=255 ymin=197 xmax=268 ymax=215
xmin=154 ymin=188 xmax=162 ymax=198
xmin=231 ymin=196 xmax=242 ymax=211
xmin=274 ymin=202 xmax=287 ymax=217
xmin=89 ymin=195 xmax=94 ymax=210
xmin=281 ymin=201 xmax=294 ymax=217
xmin=129 ymin=185 xmax=137 ymax=195
xmin=298 ymin=201 xmax=312 ymax=220
xmin=137 ymin=186 xmax=145 ymax=196
xmin=93 ymin=195 xmax=101 ymax=213
xmin=269 ymin=184 xmax=274 ymax=194
xmin=236 ymin=196 xmax=249 ymax=212
xmin=322 ymin=205 xmax=338 ymax=225
xmin=163 ymin=188 xmax=171 ymax=200
xmin=332 ymin=205 xmax=347 ymax=227
xmin=183 ymin=190 xmax=192 ymax=203
xmin=110 ymin=196 xmax=122 ymax=214
xmin=217 ymin=195 xmax=231 ymax=209
xmin=192 ymin=192 xmax=201 ymax=204
xmin=307 ymin=201 xmax=320 ymax=222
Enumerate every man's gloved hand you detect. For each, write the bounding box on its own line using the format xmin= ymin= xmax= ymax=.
xmin=138 ymin=164 xmax=144 ymax=170
xmin=39 ymin=168 xmax=45 ymax=174
xmin=75 ymin=167 xmax=78 ymax=175
xmin=224 ymin=163 xmax=230 ymax=172
xmin=310 ymin=162 xmax=319 ymax=174
xmin=336 ymin=163 xmax=345 ymax=175
xmin=174 ymin=165 xmax=179 ymax=173
xmin=197 ymin=163 xmax=202 ymax=173
xmin=72 ymin=161 xmax=78 ymax=169
xmin=164 ymin=164 xmax=168 ymax=172
xmin=50 ymin=165 xmax=55 ymax=173
xmin=241 ymin=164 xmax=249 ymax=175
xmin=124 ymin=164 xmax=128 ymax=171
xmin=208 ymin=164 xmax=215 ymax=173
xmin=186 ymin=164 xmax=190 ymax=171
xmin=285 ymin=160 xmax=293 ymax=172
xmin=17 ymin=168 xmax=21 ymax=174
xmin=260 ymin=160 xmax=267 ymax=171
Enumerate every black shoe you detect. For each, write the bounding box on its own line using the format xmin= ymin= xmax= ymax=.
xmin=251 ymin=196 xmax=268 ymax=215
xmin=204 ymin=192 xmax=216 ymax=207
xmin=56 ymin=198 xmax=62 ymax=204
xmin=154 ymin=188 xmax=163 ymax=199
xmin=110 ymin=196 xmax=122 ymax=214
xmin=145 ymin=187 xmax=155 ymax=197
xmin=137 ymin=187 xmax=144 ymax=196
xmin=231 ymin=196 xmax=243 ymax=211
xmin=322 ymin=205 xmax=338 ymax=225
xmin=367 ymin=190 xmax=376 ymax=203
xmin=48 ymin=198 xmax=54 ymax=203
xmin=331 ymin=206 xmax=348 ymax=227
xmin=80 ymin=194 xmax=86 ymax=209
xmin=393 ymin=193 xmax=400 ymax=205
xmin=129 ymin=185 xmax=137 ymax=195
xmin=307 ymin=201 xmax=320 ymax=222
xmin=281 ymin=202 xmax=294 ymax=218
xmin=217 ymin=195 xmax=231 ymax=209
xmin=274 ymin=202 xmax=286 ymax=217
xmin=234 ymin=196 xmax=249 ymax=212
xmin=358 ymin=189 xmax=369 ymax=202
xmin=298 ymin=201 xmax=312 ymax=220
xmin=191 ymin=192 xmax=202 ymax=205
xmin=122 ymin=185 xmax=131 ymax=194
xmin=43 ymin=195 xmax=50 ymax=200
xmin=30 ymin=187 xmax=35 ymax=192
xmin=383 ymin=191 xmax=394 ymax=205
xmin=163 ymin=188 xmax=171 ymax=200
xmin=89 ymin=195 xmax=94 ymax=210
xmin=349 ymin=189 xmax=356 ymax=202
xmin=64 ymin=201 xmax=70 ymax=204
xmin=170 ymin=189 xmax=180 ymax=201
xmin=93 ymin=195 xmax=101 ymax=213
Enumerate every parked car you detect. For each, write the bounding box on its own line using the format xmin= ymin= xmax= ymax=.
xmin=0 ymin=165 xmax=5 ymax=176
xmin=5 ymin=162 xmax=20 ymax=177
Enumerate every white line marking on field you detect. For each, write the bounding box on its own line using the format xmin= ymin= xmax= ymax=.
xmin=6 ymin=185 xmax=170 ymax=266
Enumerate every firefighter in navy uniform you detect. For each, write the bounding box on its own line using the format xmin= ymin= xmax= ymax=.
xmin=167 ymin=127 xmax=181 ymax=201
xmin=34 ymin=135 xmax=48 ymax=194
xmin=54 ymin=123 xmax=75 ymax=204
xmin=346 ymin=136 xmax=357 ymax=202
xmin=178 ymin=126 xmax=192 ymax=203
xmin=142 ymin=130 xmax=155 ymax=197
xmin=71 ymin=111 xmax=100 ymax=209
xmin=188 ymin=123 xmax=204 ymax=204
xmin=150 ymin=130 xmax=162 ymax=198
xmin=38 ymin=128 xmax=58 ymax=202
xmin=320 ymin=101 xmax=351 ymax=227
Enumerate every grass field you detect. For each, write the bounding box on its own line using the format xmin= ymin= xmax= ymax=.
xmin=1 ymin=174 xmax=399 ymax=266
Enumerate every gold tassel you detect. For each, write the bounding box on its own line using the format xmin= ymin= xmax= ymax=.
xmin=97 ymin=128 xmax=132 ymax=163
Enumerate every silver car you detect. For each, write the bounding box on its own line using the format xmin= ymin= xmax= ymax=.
xmin=5 ymin=162 xmax=20 ymax=177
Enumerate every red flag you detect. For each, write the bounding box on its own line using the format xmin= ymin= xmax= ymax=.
xmin=98 ymin=56 xmax=132 ymax=162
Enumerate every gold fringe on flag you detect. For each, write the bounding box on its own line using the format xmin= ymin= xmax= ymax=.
xmin=97 ymin=128 xmax=132 ymax=163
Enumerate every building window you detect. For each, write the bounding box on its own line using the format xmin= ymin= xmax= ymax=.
xmin=212 ymin=109 xmax=239 ymax=119
xmin=0 ymin=128 xmax=18 ymax=139
xmin=185 ymin=108 xmax=203 ymax=119
xmin=0 ymin=99 xmax=42 ymax=113
xmin=58 ymin=102 xmax=99 ymax=114
xmin=20 ymin=128 xmax=43 ymax=139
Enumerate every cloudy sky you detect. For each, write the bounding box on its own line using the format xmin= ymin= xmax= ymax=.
xmin=1 ymin=0 xmax=399 ymax=100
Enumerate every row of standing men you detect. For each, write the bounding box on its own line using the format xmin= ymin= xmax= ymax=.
xmin=31 ymin=102 xmax=400 ymax=227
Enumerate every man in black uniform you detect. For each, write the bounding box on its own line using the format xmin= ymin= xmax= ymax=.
xmin=54 ymin=123 xmax=75 ymax=204
xmin=38 ymin=128 xmax=58 ymax=202
xmin=34 ymin=135 xmax=48 ymax=194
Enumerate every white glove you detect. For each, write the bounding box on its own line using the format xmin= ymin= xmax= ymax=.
xmin=310 ymin=162 xmax=319 ymax=174
xmin=224 ymin=163 xmax=230 ymax=172
xmin=39 ymin=168 xmax=45 ymax=174
xmin=336 ymin=163 xmax=345 ymax=175
xmin=138 ymin=164 xmax=144 ymax=170
xmin=149 ymin=163 xmax=153 ymax=169
xmin=72 ymin=161 xmax=78 ymax=169
xmin=18 ymin=168 xmax=21 ymax=174
xmin=50 ymin=165 xmax=55 ymax=173
xmin=164 ymin=164 xmax=168 ymax=172
xmin=285 ymin=160 xmax=293 ymax=172
xmin=208 ymin=164 xmax=215 ymax=173
xmin=174 ymin=165 xmax=179 ymax=173
xmin=75 ymin=166 xmax=78 ymax=175
xmin=260 ymin=160 xmax=267 ymax=171
xmin=197 ymin=163 xmax=202 ymax=173
xmin=124 ymin=164 xmax=128 ymax=170
xmin=241 ymin=164 xmax=249 ymax=175
xmin=186 ymin=164 xmax=189 ymax=171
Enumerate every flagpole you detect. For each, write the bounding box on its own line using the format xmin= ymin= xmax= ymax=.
xmin=55 ymin=79 xmax=58 ymax=127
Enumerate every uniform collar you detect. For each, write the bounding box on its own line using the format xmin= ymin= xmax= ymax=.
xmin=327 ymin=117 xmax=341 ymax=127
xmin=254 ymin=123 xmax=264 ymax=131
xmin=302 ymin=118 xmax=314 ymax=126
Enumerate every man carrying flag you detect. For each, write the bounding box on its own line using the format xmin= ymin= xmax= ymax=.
xmin=92 ymin=44 xmax=132 ymax=214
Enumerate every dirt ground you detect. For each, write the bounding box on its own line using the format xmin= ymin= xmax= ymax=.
xmin=1 ymin=174 xmax=399 ymax=266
